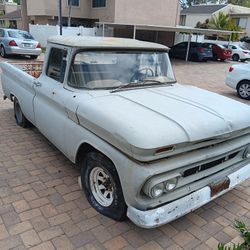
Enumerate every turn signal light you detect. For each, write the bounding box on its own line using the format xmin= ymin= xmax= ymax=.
xmin=9 ymin=40 xmax=17 ymax=46
xmin=36 ymin=43 xmax=41 ymax=49
xmin=229 ymin=66 xmax=234 ymax=72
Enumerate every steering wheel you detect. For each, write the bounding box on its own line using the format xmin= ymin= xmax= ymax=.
xmin=130 ymin=67 xmax=154 ymax=82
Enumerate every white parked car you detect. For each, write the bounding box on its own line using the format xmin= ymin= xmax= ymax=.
xmin=1 ymin=36 xmax=250 ymax=228
xmin=226 ymin=64 xmax=250 ymax=100
xmin=224 ymin=44 xmax=250 ymax=61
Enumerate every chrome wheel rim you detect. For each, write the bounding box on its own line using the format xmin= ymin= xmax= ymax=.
xmin=239 ymin=83 xmax=250 ymax=98
xmin=89 ymin=167 xmax=114 ymax=207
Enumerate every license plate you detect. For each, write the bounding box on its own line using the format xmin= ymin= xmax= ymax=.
xmin=209 ymin=177 xmax=230 ymax=197
xmin=23 ymin=43 xmax=32 ymax=48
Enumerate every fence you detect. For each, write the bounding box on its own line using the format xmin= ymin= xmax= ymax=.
xmin=29 ymin=24 xmax=96 ymax=47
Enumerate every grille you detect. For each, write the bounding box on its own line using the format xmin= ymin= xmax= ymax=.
xmin=183 ymin=151 xmax=239 ymax=177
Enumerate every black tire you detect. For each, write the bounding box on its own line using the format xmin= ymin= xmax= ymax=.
xmin=0 ymin=45 xmax=7 ymax=58
xmin=30 ymin=55 xmax=38 ymax=59
xmin=14 ymin=98 xmax=29 ymax=128
xmin=81 ymin=152 xmax=127 ymax=221
xmin=232 ymin=54 xmax=239 ymax=61
xmin=190 ymin=53 xmax=199 ymax=62
xmin=237 ymin=80 xmax=250 ymax=100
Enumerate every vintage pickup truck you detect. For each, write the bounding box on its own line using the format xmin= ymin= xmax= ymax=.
xmin=1 ymin=36 xmax=250 ymax=228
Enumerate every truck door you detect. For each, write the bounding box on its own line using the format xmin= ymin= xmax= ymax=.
xmin=33 ymin=46 xmax=69 ymax=155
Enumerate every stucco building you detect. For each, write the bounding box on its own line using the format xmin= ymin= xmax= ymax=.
xmin=180 ymin=4 xmax=250 ymax=37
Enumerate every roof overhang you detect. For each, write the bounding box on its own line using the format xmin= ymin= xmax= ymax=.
xmin=96 ymin=22 xmax=244 ymax=36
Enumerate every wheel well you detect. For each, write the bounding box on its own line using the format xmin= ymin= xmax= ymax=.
xmin=10 ymin=94 xmax=15 ymax=102
xmin=75 ymin=143 xmax=100 ymax=166
xmin=237 ymin=80 xmax=250 ymax=90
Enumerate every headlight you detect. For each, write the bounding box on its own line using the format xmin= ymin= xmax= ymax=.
xmin=165 ymin=177 xmax=178 ymax=191
xmin=150 ymin=183 xmax=164 ymax=198
xmin=244 ymin=146 xmax=250 ymax=159
xmin=144 ymin=174 xmax=180 ymax=198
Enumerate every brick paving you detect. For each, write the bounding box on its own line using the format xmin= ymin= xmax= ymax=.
xmin=0 ymin=56 xmax=249 ymax=249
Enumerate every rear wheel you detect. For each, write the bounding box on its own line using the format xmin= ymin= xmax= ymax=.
xmin=30 ymin=55 xmax=38 ymax=59
xmin=232 ymin=54 xmax=239 ymax=61
xmin=237 ymin=81 xmax=250 ymax=100
xmin=0 ymin=45 xmax=7 ymax=58
xmin=190 ymin=53 xmax=199 ymax=61
xmin=14 ymin=98 xmax=29 ymax=128
xmin=81 ymin=152 xmax=127 ymax=221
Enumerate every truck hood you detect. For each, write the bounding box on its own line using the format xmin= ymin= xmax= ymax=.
xmin=76 ymin=84 xmax=250 ymax=161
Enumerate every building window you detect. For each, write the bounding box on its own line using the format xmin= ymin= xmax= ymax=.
xmin=68 ymin=0 xmax=80 ymax=7
xmin=232 ymin=17 xmax=247 ymax=29
xmin=92 ymin=0 xmax=106 ymax=8
xmin=179 ymin=15 xmax=186 ymax=26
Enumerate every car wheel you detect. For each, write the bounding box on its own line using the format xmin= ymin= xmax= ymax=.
xmin=30 ymin=55 xmax=38 ymax=59
xmin=237 ymin=81 xmax=250 ymax=100
xmin=0 ymin=45 xmax=7 ymax=58
xmin=81 ymin=152 xmax=127 ymax=221
xmin=190 ymin=54 xmax=199 ymax=61
xmin=14 ymin=98 xmax=29 ymax=128
xmin=232 ymin=54 xmax=239 ymax=61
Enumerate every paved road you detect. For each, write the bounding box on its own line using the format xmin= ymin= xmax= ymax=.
xmin=0 ymin=57 xmax=249 ymax=250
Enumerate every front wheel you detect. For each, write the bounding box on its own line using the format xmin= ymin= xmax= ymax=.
xmin=237 ymin=81 xmax=250 ymax=100
xmin=81 ymin=152 xmax=127 ymax=221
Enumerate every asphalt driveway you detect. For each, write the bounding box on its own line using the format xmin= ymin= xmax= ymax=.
xmin=0 ymin=56 xmax=249 ymax=250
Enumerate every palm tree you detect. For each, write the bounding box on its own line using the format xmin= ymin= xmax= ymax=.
xmin=209 ymin=12 xmax=230 ymax=30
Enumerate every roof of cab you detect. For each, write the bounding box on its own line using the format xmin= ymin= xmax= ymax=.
xmin=47 ymin=36 xmax=168 ymax=50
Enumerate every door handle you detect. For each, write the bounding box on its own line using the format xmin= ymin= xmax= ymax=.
xmin=34 ymin=80 xmax=42 ymax=87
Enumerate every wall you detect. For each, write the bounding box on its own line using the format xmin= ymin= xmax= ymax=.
xmin=26 ymin=0 xmax=91 ymax=18
xmin=114 ymin=0 xmax=180 ymax=26
xmin=29 ymin=24 xmax=95 ymax=47
xmin=183 ymin=14 xmax=211 ymax=28
xmin=90 ymin=0 xmax=115 ymax=22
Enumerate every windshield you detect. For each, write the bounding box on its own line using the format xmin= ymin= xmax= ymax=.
xmin=8 ymin=30 xmax=34 ymax=40
xmin=68 ymin=50 xmax=176 ymax=90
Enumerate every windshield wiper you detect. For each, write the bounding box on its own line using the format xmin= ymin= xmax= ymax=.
xmin=110 ymin=81 xmax=139 ymax=93
xmin=110 ymin=79 xmax=174 ymax=93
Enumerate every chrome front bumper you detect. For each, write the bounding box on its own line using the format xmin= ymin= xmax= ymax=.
xmin=127 ymin=162 xmax=250 ymax=228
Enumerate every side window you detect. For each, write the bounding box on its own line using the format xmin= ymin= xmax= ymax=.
xmin=232 ymin=46 xmax=237 ymax=50
xmin=176 ymin=43 xmax=187 ymax=48
xmin=0 ymin=29 xmax=4 ymax=37
xmin=46 ymin=48 xmax=67 ymax=83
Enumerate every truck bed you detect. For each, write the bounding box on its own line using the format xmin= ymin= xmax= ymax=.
xmin=10 ymin=61 xmax=43 ymax=78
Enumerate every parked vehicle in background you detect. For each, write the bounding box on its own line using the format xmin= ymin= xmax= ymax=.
xmin=226 ymin=64 xmax=250 ymax=100
xmin=1 ymin=36 xmax=250 ymax=228
xmin=169 ymin=42 xmax=213 ymax=62
xmin=203 ymin=43 xmax=232 ymax=61
xmin=223 ymin=44 xmax=250 ymax=62
xmin=0 ymin=28 xmax=41 ymax=59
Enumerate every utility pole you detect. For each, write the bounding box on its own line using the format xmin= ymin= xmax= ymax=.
xmin=58 ymin=0 xmax=62 ymax=35
xmin=21 ymin=0 xmax=29 ymax=31
xmin=68 ymin=0 xmax=72 ymax=27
